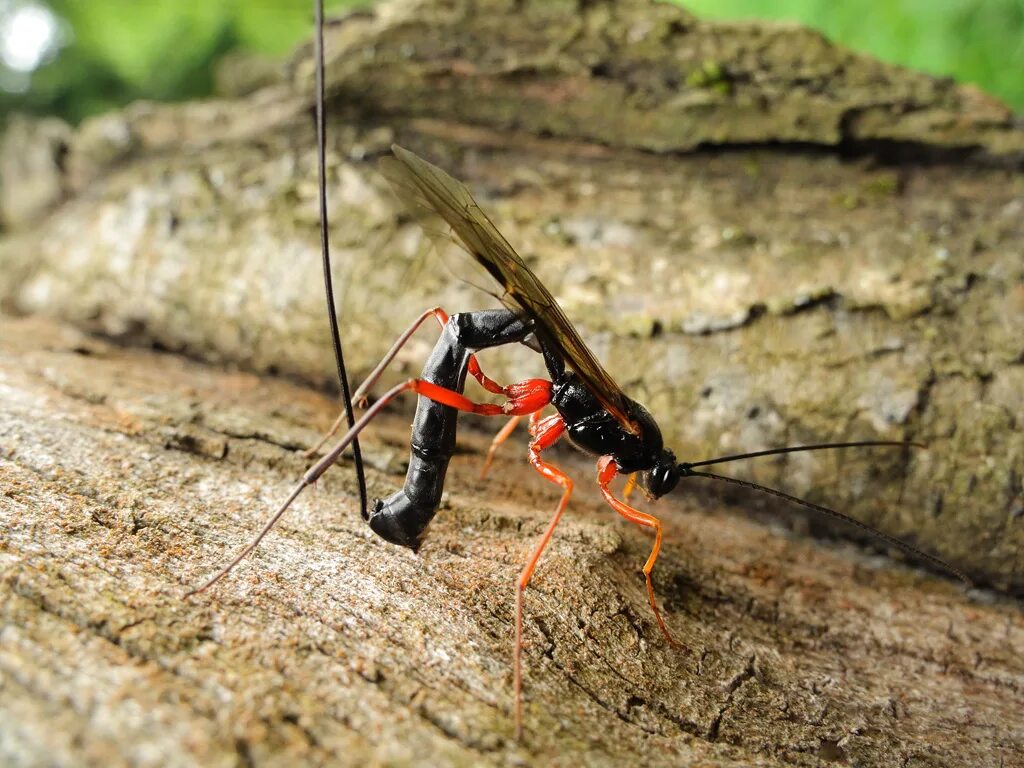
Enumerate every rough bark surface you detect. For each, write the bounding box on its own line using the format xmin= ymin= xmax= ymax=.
xmin=0 ymin=0 xmax=1023 ymax=764
xmin=1 ymin=0 xmax=1021 ymax=591
xmin=2 ymin=314 xmax=1022 ymax=768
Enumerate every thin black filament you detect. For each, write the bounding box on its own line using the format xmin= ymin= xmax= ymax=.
xmin=685 ymin=468 xmax=970 ymax=585
xmin=315 ymin=0 xmax=368 ymax=518
xmin=685 ymin=441 xmax=924 ymax=470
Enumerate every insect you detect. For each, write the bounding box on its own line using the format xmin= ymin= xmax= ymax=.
xmin=187 ymin=1 xmax=969 ymax=739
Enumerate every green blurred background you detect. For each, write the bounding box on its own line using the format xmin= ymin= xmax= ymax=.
xmin=1 ymin=0 xmax=1022 ymax=125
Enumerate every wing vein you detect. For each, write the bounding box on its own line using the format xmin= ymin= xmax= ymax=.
xmin=384 ymin=145 xmax=637 ymax=434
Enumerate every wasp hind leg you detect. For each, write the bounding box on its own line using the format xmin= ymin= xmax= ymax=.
xmin=512 ymin=411 xmax=572 ymax=739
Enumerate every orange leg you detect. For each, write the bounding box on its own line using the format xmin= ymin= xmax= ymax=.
xmin=514 ymin=411 xmax=570 ymax=740
xmin=596 ymin=456 xmax=685 ymax=650
xmin=481 ymin=415 xmax=523 ymax=478
xmin=623 ymin=472 xmax=638 ymax=501
xmin=466 ymin=346 xmax=505 ymax=395
xmin=407 ymin=378 xmax=548 ymax=417
xmin=306 ymin=306 xmax=506 ymax=456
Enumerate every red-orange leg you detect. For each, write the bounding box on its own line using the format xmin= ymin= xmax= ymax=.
xmin=481 ymin=415 xmax=523 ymax=478
xmin=407 ymin=379 xmax=548 ymax=417
xmin=424 ymin=308 xmax=505 ymax=395
xmin=596 ymin=456 xmax=685 ymax=650
xmin=623 ymin=472 xmax=638 ymax=501
xmin=466 ymin=348 xmax=505 ymax=395
xmin=305 ymin=306 xmax=507 ymax=456
xmin=514 ymin=410 xmax=571 ymax=740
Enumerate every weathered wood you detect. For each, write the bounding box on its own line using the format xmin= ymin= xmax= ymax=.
xmin=1 ymin=314 xmax=1021 ymax=767
xmin=0 ymin=0 xmax=1022 ymax=762
xmin=309 ymin=0 xmax=1024 ymax=158
xmin=2 ymin=25 xmax=1021 ymax=590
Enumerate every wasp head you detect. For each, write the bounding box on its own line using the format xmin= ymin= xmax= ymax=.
xmin=640 ymin=449 xmax=680 ymax=499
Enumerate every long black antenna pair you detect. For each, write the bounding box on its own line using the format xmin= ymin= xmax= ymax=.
xmin=677 ymin=442 xmax=970 ymax=584
xmin=314 ymin=0 xmax=368 ymax=518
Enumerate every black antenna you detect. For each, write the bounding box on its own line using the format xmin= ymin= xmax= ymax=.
xmin=685 ymin=440 xmax=924 ymax=469
xmin=680 ymin=466 xmax=970 ymax=584
xmin=315 ymin=0 xmax=367 ymax=518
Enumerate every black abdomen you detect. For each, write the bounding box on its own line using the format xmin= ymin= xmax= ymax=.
xmin=368 ymin=309 xmax=532 ymax=550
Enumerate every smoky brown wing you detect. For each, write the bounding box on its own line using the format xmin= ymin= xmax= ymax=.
xmin=385 ymin=144 xmax=637 ymax=434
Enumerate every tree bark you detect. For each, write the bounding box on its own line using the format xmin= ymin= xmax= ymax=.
xmin=2 ymin=313 xmax=1022 ymax=767
xmin=1 ymin=0 xmax=1022 ymax=765
xmin=2 ymin=0 xmax=1023 ymax=591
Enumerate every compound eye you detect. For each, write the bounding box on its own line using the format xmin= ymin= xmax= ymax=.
xmin=643 ymin=457 xmax=679 ymax=499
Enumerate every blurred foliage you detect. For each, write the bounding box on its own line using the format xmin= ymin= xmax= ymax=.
xmin=0 ymin=0 xmax=360 ymax=123
xmin=681 ymin=0 xmax=1024 ymax=110
xmin=1 ymin=0 xmax=1021 ymax=126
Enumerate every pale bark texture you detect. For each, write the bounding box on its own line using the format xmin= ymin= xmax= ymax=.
xmin=0 ymin=0 xmax=1022 ymax=766
xmin=2 ymin=314 xmax=1022 ymax=767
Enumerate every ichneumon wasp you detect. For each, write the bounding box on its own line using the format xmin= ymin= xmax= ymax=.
xmin=187 ymin=0 xmax=969 ymax=740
